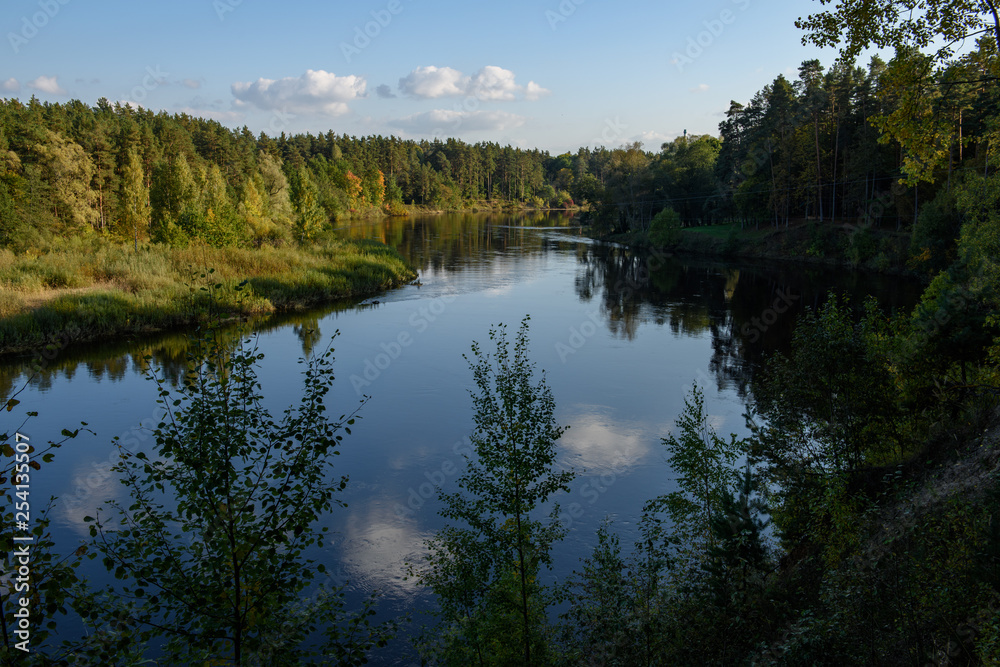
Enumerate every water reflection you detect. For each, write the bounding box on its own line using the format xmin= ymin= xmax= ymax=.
xmin=560 ymin=407 xmax=652 ymax=473
xmin=335 ymin=210 xmax=580 ymax=276
xmin=339 ymin=500 xmax=430 ymax=598
xmin=0 ymin=212 xmax=926 ymax=660
xmin=2 ymin=214 xmax=923 ymax=426
xmin=571 ymin=243 xmax=924 ymax=395
xmin=0 ymin=308 xmax=346 ymax=401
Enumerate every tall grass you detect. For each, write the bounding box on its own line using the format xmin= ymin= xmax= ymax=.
xmin=0 ymin=238 xmax=416 ymax=354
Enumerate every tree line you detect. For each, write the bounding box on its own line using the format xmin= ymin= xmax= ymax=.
xmin=584 ymin=37 xmax=999 ymax=246
xmin=4 ymin=34 xmax=996 ymax=258
xmin=0 ymin=97 xmax=594 ymax=252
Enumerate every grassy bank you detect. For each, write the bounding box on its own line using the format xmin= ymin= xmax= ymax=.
xmin=0 ymin=238 xmax=416 ymax=355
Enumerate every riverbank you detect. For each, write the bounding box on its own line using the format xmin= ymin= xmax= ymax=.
xmin=596 ymin=219 xmax=922 ymax=278
xmin=0 ymin=239 xmax=416 ymax=356
xmin=402 ymin=201 xmax=581 ymax=215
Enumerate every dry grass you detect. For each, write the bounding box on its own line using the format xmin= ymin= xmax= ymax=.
xmin=0 ymin=238 xmax=416 ymax=354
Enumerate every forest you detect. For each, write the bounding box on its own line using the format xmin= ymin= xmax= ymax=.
xmin=3 ymin=37 xmax=998 ymax=278
xmin=3 ymin=0 xmax=1000 ymax=664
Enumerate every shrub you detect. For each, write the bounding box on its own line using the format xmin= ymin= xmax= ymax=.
xmin=649 ymin=207 xmax=682 ymax=248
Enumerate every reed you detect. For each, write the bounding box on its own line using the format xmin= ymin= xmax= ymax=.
xmin=0 ymin=239 xmax=416 ymax=354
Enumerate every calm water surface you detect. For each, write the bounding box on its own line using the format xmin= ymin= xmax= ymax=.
xmin=1 ymin=212 xmax=922 ymax=658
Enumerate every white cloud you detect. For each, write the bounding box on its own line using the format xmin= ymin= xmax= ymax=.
xmin=560 ymin=409 xmax=652 ymax=473
xmin=391 ymin=109 xmax=526 ymax=134
xmin=341 ymin=503 xmax=430 ymax=596
xmin=28 ymin=75 xmax=66 ymax=95
xmin=375 ymin=83 xmax=396 ymax=99
xmin=468 ymin=65 xmax=520 ymax=101
xmin=524 ymin=80 xmax=551 ymax=101
xmin=633 ymin=130 xmax=677 ymax=148
xmin=690 ymin=83 xmax=710 ymax=93
xmin=181 ymin=78 xmax=201 ymax=89
xmin=398 ymin=65 xmax=549 ymax=101
xmin=398 ymin=65 xmax=467 ymax=99
xmin=1 ymin=78 xmax=20 ymax=93
xmin=232 ymin=69 xmax=367 ymax=116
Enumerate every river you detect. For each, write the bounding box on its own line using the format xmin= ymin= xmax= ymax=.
xmin=0 ymin=211 xmax=923 ymax=660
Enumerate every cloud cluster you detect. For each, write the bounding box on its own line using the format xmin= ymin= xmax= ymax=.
xmin=398 ymin=66 xmax=466 ymax=99
xmin=28 ymin=75 xmax=65 ymax=95
xmin=1 ymin=78 xmax=20 ymax=93
xmin=397 ymin=65 xmax=549 ymax=101
xmin=232 ymin=69 xmax=367 ymax=116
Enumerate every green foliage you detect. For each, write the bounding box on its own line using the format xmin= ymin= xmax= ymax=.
xmin=797 ymin=0 xmax=1000 ymax=65
xmin=1 ymin=386 xmax=90 ymax=663
xmin=954 ymin=169 xmax=1000 ymax=309
xmin=86 ymin=318 xmax=394 ymax=664
xmin=417 ymin=316 xmax=574 ymax=665
xmin=902 ymin=170 xmax=1000 ymax=401
xmin=33 ymin=129 xmax=98 ymax=232
xmin=648 ymin=207 xmax=682 ymax=248
xmin=0 ymin=240 xmax=416 ymax=354
xmin=755 ymin=294 xmax=902 ymax=474
xmin=751 ymin=294 xmax=903 ymax=541
xmin=289 ymin=166 xmax=326 ymax=241
xmin=566 ymin=387 xmax=771 ymax=665
xmin=118 ymin=147 xmax=149 ymax=248
xmin=561 ymin=521 xmax=671 ymax=666
xmin=644 ymin=384 xmax=745 ymax=568
xmin=705 ymin=464 xmax=770 ymax=607
xmin=846 ymin=226 xmax=877 ymax=266
xmin=0 ymin=181 xmax=19 ymax=246
xmin=909 ymin=186 xmax=959 ymax=273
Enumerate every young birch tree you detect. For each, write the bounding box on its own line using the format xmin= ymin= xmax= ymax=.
xmin=418 ymin=316 xmax=574 ymax=666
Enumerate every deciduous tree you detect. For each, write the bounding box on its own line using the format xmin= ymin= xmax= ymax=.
xmin=416 ymin=316 xmax=574 ymax=666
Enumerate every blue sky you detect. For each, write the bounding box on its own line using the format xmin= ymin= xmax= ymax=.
xmin=2 ymin=0 xmax=842 ymax=153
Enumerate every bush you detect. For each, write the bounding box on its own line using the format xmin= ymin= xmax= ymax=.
xmin=847 ymin=227 xmax=877 ymax=266
xmin=909 ymin=187 xmax=959 ymax=274
xmin=649 ymin=207 xmax=682 ymax=248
